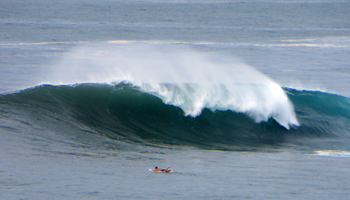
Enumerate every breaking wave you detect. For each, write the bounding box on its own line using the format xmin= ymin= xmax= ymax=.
xmin=0 ymin=83 xmax=349 ymax=150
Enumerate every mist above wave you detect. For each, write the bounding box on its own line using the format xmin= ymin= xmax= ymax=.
xmin=47 ymin=43 xmax=299 ymax=129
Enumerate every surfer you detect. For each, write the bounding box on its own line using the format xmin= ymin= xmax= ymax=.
xmin=153 ymin=166 xmax=172 ymax=172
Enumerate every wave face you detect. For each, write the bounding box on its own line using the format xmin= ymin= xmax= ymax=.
xmin=286 ymin=88 xmax=350 ymax=139
xmin=1 ymin=84 xmax=349 ymax=150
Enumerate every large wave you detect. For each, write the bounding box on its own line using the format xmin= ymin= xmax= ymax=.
xmin=2 ymin=43 xmax=349 ymax=150
xmin=1 ymin=83 xmax=350 ymax=150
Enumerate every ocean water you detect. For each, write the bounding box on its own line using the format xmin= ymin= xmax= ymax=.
xmin=1 ymin=0 xmax=350 ymax=199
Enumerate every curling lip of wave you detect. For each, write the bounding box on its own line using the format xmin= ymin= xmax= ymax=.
xmin=138 ymin=82 xmax=299 ymax=129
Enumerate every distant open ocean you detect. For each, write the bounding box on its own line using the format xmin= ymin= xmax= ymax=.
xmin=1 ymin=0 xmax=350 ymax=199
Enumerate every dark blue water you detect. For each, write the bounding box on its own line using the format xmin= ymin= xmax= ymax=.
xmin=1 ymin=0 xmax=350 ymax=199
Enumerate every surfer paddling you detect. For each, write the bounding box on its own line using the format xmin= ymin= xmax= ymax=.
xmin=151 ymin=166 xmax=172 ymax=173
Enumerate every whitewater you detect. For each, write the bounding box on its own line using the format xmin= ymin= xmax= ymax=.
xmin=1 ymin=0 xmax=350 ymax=199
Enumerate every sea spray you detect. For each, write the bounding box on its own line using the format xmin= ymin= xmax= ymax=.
xmin=47 ymin=43 xmax=299 ymax=129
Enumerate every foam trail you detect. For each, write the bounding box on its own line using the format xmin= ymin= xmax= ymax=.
xmin=47 ymin=43 xmax=299 ymax=129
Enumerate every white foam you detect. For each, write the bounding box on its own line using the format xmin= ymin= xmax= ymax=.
xmin=47 ymin=43 xmax=299 ymax=129
xmin=311 ymin=150 xmax=350 ymax=157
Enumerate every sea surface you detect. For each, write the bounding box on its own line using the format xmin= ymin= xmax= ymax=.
xmin=1 ymin=0 xmax=350 ymax=199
